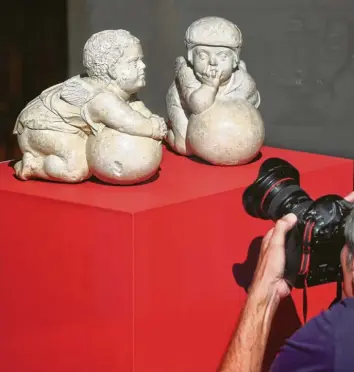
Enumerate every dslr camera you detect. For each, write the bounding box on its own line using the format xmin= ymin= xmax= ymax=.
xmin=243 ymin=157 xmax=353 ymax=288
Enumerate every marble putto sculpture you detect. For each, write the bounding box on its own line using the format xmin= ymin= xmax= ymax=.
xmin=14 ymin=30 xmax=167 ymax=185
xmin=166 ymin=16 xmax=265 ymax=165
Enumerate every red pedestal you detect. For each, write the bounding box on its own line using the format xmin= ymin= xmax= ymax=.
xmin=0 ymin=147 xmax=352 ymax=372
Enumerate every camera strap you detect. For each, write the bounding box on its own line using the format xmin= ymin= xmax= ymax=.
xmin=302 ymin=281 xmax=308 ymax=323
xmin=299 ymin=220 xmax=315 ymax=323
xmin=299 ymin=220 xmax=315 ymax=276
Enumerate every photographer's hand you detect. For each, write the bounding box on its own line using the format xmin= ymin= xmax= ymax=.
xmin=250 ymin=213 xmax=298 ymax=301
xmin=219 ymin=213 xmax=297 ymax=372
xmin=344 ymin=191 xmax=354 ymax=203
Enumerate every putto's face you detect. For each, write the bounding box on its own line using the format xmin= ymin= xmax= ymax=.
xmin=191 ymin=45 xmax=237 ymax=84
xmin=113 ymin=43 xmax=146 ymax=94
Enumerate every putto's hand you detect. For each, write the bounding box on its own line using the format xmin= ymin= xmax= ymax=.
xmin=250 ymin=213 xmax=298 ymax=301
xmin=197 ymin=67 xmax=223 ymax=89
xmin=151 ymin=115 xmax=167 ymax=140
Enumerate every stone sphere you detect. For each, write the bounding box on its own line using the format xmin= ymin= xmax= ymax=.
xmin=86 ymin=127 xmax=163 ymax=185
xmin=186 ymin=99 xmax=265 ymax=165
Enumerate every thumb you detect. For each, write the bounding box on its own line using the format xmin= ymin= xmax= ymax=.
xmin=344 ymin=191 xmax=354 ymax=203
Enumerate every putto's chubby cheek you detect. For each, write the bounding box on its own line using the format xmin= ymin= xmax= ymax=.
xmin=138 ymin=77 xmax=146 ymax=87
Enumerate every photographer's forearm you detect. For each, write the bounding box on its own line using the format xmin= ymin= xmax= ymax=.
xmin=219 ymin=288 xmax=279 ymax=372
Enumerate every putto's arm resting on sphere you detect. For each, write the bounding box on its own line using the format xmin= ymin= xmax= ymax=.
xmin=128 ymin=98 xmax=153 ymax=118
xmin=175 ymin=57 xmax=217 ymax=114
xmin=187 ymin=83 xmax=218 ymax=114
xmin=87 ymin=94 xmax=166 ymax=140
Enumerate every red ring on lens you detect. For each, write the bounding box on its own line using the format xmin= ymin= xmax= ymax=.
xmin=260 ymin=177 xmax=293 ymax=214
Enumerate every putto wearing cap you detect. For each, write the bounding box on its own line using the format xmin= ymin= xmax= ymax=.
xmin=166 ymin=16 xmax=264 ymax=165
xmin=184 ymin=16 xmax=243 ymax=50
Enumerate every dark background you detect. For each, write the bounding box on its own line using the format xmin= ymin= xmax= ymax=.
xmin=2 ymin=0 xmax=354 ymax=160
xmin=0 ymin=1 xmax=68 ymax=160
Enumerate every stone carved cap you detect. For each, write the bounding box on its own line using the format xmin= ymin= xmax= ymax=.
xmin=185 ymin=16 xmax=243 ymax=50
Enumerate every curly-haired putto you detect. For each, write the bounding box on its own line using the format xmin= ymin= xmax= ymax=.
xmin=83 ymin=30 xmax=140 ymax=81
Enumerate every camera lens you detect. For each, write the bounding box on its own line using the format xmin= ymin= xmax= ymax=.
xmin=243 ymin=158 xmax=313 ymax=221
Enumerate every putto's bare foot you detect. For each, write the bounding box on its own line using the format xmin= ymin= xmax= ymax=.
xmin=14 ymin=153 xmax=36 ymax=181
xmin=14 ymin=160 xmax=25 ymax=180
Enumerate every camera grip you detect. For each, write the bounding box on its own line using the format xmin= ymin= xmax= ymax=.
xmin=284 ymin=226 xmax=303 ymax=287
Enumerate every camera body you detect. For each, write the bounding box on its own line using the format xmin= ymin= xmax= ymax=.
xmin=243 ymin=158 xmax=353 ymax=288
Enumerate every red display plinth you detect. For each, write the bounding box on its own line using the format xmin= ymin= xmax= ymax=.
xmin=0 ymin=147 xmax=352 ymax=372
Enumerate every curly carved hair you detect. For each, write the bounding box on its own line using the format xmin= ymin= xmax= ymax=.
xmin=83 ymin=30 xmax=140 ymax=80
